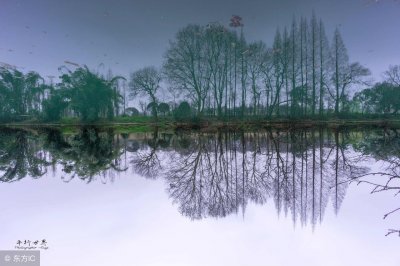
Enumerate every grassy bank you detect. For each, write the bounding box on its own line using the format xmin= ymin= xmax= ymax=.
xmin=2 ymin=116 xmax=400 ymax=134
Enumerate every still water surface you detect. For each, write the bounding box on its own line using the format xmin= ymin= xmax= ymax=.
xmin=0 ymin=127 xmax=399 ymax=266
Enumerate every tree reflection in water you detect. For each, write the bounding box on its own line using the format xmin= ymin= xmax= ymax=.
xmin=164 ymin=130 xmax=368 ymax=228
xmin=0 ymin=127 xmax=126 ymax=183
xmin=0 ymin=128 xmax=50 ymax=182
xmin=130 ymin=130 xmax=164 ymax=179
xmin=350 ymin=129 xmax=400 ymax=236
xmin=0 ymin=127 xmax=398 ymax=233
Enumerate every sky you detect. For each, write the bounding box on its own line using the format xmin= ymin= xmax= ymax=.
xmin=0 ymin=0 xmax=399 ymax=83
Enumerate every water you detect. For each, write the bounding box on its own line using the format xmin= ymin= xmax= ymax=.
xmin=0 ymin=127 xmax=399 ymax=265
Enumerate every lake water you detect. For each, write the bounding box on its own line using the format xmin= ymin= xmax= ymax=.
xmin=0 ymin=127 xmax=399 ymax=266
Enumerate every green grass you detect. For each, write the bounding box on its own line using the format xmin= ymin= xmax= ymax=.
xmin=113 ymin=116 xmax=155 ymax=123
xmin=2 ymin=115 xmax=400 ymax=134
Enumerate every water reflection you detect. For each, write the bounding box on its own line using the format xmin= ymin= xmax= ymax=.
xmin=43 ymin=128 xmax=126 ymax=182
xmin=0 ymin=128 xmax=50 ymax=182
xmin=0 ymin=127 xmax=399 ymax=232
xmin=163 ymin=130 xmax=368 ymax=226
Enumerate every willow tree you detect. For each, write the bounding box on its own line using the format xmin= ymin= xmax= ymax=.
xmin=58 ymin=66 xmax=123 ymax=121
xmin=0 ymin=67 xmax=44 ymax=121
xmin=0 ymin=129 xmax=50 ymax=182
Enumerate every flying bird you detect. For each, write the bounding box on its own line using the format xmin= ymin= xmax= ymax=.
xmin=64 ymin=60 xmax=80 ymax=67
xmin=364 ymin=0 xmax=380 ymax=6
xmin=0 ymin=61 xmax=17 ymax=69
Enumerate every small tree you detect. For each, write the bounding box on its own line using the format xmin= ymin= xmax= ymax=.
xmin=129 ymin=67 xmax=161 ymax=119
xmin=174 ymin=101 xmax=191 ymax=121
xmin=146 ymin=102 xmax=158 ymax=117
xmin=125 ymin=107 xmax=139 ymax=116
xmin=356 ymin=82 xmax=400 ymax=115
xmin=158 ymin=102 xmax=170 ymax=116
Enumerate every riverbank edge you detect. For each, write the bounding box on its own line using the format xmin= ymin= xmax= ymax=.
xmin=1 ymin=119 xmax=400 ymax=133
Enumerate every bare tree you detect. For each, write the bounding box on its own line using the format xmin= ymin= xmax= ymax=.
xmin=163 ymin=25 xmax=210 ymax=115
xmin=204 ymin=23 xmax=238 ymax=118
xmin=385 ymin=65 xmax=400 ymax=86
xmin=329 ymin=28 xmax=370 ymax=115
xmin=246 ymin=41 xmax=267 ymax=116
xmin=310 ymin=12 xmax=318 ymax=116
xmin=318 ymin=19 xmax=331 ymax=116
xmin=268 ymin=29 xmax=285 ymax=117
xmin=129 ymin=66 xmax=161 ymax=118
xmin=289 ymin=17 xmax=300 ymax=116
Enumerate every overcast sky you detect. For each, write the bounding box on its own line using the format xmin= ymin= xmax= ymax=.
xmin=0 ymin=0 xmax=399 ymax=82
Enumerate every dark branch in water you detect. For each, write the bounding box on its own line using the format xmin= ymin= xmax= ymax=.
xmin=385 ymin=229 xmax=400 ymax=237
xmin=383 ymin=207 xmax=400 ymax=220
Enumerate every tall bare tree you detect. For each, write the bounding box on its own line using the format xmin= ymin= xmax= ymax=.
xmin=246 ymin=41 xmax=267 ymax=116
xmin=318 ymin=19 xmax=331 ymax=116
xmin=164 ymin=25 xmax=209 ymax=115
xmin=311 ymin=12 xmax=318 ymax=116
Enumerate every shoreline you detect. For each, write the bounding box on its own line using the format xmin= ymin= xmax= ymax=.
xmin=1 ymin=119 xmax=400 ymax=132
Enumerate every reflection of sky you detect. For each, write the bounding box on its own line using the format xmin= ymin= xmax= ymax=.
xmin=0 ymin=162 xmax=399 ymax=266
xmin=0 ymin=0 xmax=399 ymax=82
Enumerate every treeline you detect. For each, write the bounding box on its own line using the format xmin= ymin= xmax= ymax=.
xmin=1 ymin=13 xmax=400 ymax=123
xmin=0 ymin=66 xmax=123 ymax=122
